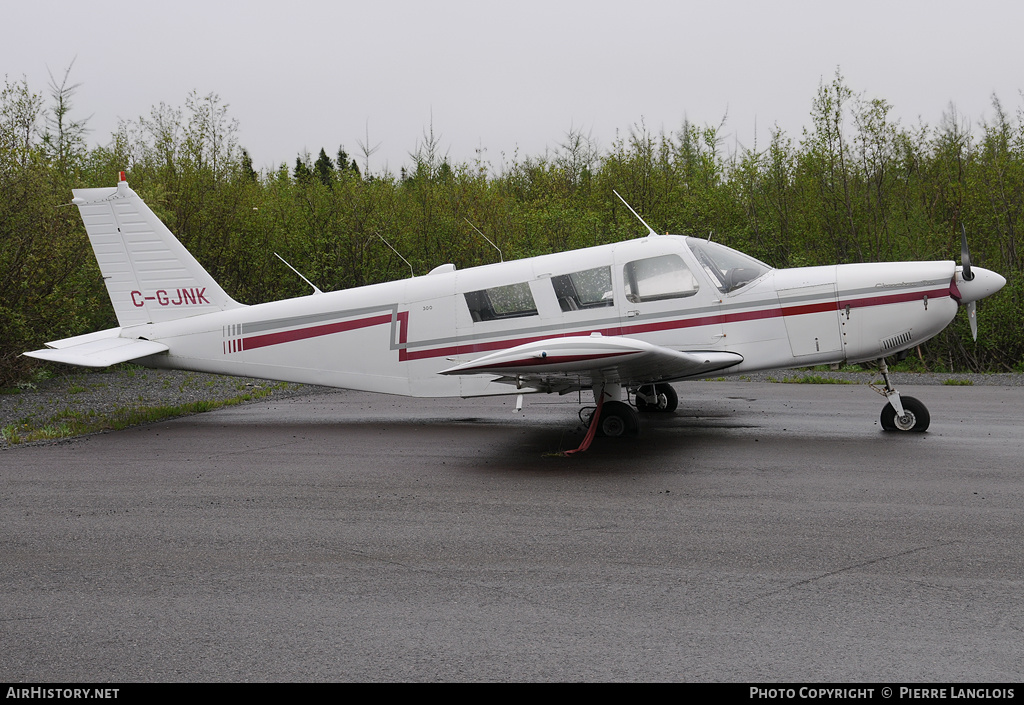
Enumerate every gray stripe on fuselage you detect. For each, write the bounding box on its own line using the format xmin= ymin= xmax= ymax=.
xmin=236 ymin=278 xmax=949 ymax=353
xmin=242 ymin=304 xmax=399 ymax=334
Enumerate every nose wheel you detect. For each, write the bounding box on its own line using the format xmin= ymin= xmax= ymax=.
xmin=880 ymin=395 xmax=930 ymax=432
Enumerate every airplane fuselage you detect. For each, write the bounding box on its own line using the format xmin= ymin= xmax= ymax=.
xmin=122 ymin=234 xmax=961 ymax=397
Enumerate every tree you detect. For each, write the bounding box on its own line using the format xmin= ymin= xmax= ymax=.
xmin=314 ymin=147 xmax=334 ymax=187
xmin=43 ymin=61 xmax=89 ymax=178
xmin=239 ymin=148 xmax=258 ymax=182
xmin=293 ymin=155 xmax=312 ymax=184
xmin=337 ymin=145 xmax=359 ymax=177
xmin=0 ymin=76 xmax=44 ymax=166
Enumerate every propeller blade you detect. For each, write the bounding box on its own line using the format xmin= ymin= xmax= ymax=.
xmin=960 ymin=225 xmax=986 ymax=341
xmin=960 ymin=224 xmax=974 ymax=281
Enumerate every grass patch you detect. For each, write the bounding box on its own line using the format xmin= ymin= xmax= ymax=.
xmin=942 ymin=378 xmax=974 ymax=386
xmin=2 ymin=383 xmax=289 ymax=445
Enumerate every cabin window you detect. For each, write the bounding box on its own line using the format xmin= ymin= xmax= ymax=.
xmin=623 ymin=254 xmax=699 ymax=302
xmin=551 ymin=266 xmax=614 ymax=312
xmin=464 ymin=282 xmax=538 ymax=322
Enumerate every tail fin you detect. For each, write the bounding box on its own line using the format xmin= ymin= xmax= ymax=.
xmin=72 ymin=174 xmax=243 ymax=327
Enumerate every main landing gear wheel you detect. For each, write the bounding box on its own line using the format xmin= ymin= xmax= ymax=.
xmin=597 ymin=400 xmax=640 ymax=437
xmin=880 ymin=396 xmax=930 ymax=432
xmin=635 ymin=383 xmax=679 ymax=413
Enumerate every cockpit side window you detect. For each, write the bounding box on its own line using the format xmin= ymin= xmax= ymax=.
xmin=551 ymin=266 xmax=614 ymax=312
xmin=464 ymin=282 xmax=538 ymax=322
xmin=623 ymin=254 xmax=699 ymax=303
xmin=686 ymin=238 xmax=771 ymax=293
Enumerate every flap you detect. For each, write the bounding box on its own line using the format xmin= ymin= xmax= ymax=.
xmin=439 ymin=334 xmax=742 ymax=389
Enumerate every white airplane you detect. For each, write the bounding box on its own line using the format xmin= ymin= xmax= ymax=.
xmin=26 ymin=174 xmax=1005 ymax=448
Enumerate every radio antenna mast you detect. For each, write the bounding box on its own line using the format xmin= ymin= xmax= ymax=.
xmin=274 ymin=253 xmax=323 ymax=295
xmin=464 ymin=218 xmax=503 ymax=262
xmin=613 ymin=190 xmax=658 ymax=238
xmin=377 ymin=233 xmax=415 ymax=278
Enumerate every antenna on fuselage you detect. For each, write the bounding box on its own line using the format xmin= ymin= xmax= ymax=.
xmin=274 ymin=253 xmax=324 ymax=295
xmin=613 ymin=190 xmax=658 ymax=238
xmin=464 ymin=218 xmax=503 ymax=262
xmin=376 ymin=233 xmax=416 ymax=278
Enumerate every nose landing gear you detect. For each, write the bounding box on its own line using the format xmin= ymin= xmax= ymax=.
xmin=873 ymin=358 xmax=930 ymax=432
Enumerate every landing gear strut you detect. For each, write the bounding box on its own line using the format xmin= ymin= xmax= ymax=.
xmin=564 ymin=383 xmax=640 ymax=454
xmin=873 ymin=358 xmax=930 ymax=432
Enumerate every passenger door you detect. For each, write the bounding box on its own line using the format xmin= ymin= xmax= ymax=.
xmin=614 ymin=245 xmax=724 ymax=347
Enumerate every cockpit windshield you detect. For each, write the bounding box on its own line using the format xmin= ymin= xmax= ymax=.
xmin=685 ymin=238 xmax=771 ymax=293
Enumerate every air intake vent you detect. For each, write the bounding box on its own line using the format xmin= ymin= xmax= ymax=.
xmin=881 ymin=330 xmax=913 ymax=351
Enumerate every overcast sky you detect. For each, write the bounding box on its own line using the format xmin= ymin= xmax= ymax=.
xmin=4 ymin=0 xmax=1022 ymax=176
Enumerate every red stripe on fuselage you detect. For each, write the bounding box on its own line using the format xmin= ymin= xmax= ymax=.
xmin=243 ymin=313 xmax=393 ymax=351
xmin=237 ymin=286 xmax=953 ymax=361
xmin=403 ymin=286 xmax=953 ymax=361
xmin=839 ymin=287 xmax=950 ymax=310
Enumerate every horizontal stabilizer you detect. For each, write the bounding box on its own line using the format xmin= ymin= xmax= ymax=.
xmin=439 ymin=334 xmax=742 ymax=387
xmin=25 ymin=329 xmax=168 ymax=368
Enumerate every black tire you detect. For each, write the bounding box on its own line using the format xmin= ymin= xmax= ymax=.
xmin=880 ymin=396 xmax=930 ymax=432
xmin=635 ymin=384 xmax=678 ymax=413
xmin=880 ymin=409 xmax=896 ymax=431
xmin=597 ymin=401 xmax=640 ymax=437
xmin=655 ymin=383 xmax=679 ymax=413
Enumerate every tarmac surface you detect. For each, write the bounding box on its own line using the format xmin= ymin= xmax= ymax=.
xmin=2 ymin=381 xmax=1022 ymax=682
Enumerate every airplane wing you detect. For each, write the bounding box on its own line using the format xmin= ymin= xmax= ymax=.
xmin=439 ymin=333 xmax=742 ymax=392
xmin=24 ymin=328 xmax=169 ymax=368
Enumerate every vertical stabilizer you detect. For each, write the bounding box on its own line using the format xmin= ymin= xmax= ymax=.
xmin=72 ymin=176 xmax=243 ymax=327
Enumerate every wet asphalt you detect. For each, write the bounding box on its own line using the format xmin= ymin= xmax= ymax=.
xmin=2 ymin=382 xmax=1022 ymax=682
